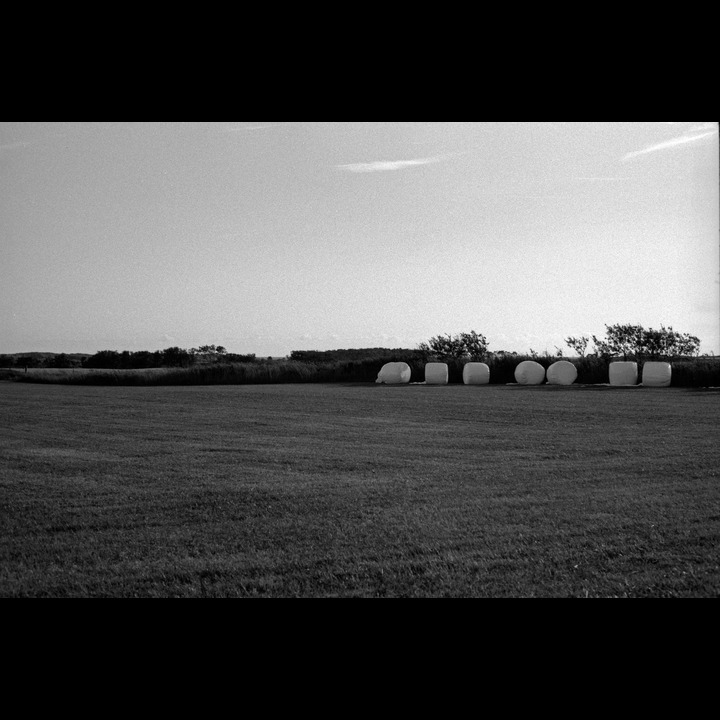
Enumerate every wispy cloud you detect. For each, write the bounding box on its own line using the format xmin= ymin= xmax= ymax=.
xmin=337 ymin=155 xmax=446 ymax=173
xmin=622 ymin=122 xmax=717 ymax=161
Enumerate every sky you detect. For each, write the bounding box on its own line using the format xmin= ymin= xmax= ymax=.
xmin=1 ymin=121 xmax=718 ymax=357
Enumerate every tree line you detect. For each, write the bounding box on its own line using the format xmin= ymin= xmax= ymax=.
xmin=417 ymin=324 xmax=703 ymax=363
xmin=83 ymin=345 xmax=258 ymax=369
xmin=0 ymin=324 xmax=707 ymax=373
xmin=564 ymin=324 xmax=701 ymax=362
xmin=0 ymin=346 xmax=258 ymax=370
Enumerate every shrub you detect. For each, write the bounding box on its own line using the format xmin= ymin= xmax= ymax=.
xmin=670 ymin=358 xmax=720 ymax=388
xmin=14 ymin=352 xmax=720 ymax=388
xmin=418 ymin=331 xmax=489 ymax=362
xmin=592 ymin=323 xmax=701 ymax=362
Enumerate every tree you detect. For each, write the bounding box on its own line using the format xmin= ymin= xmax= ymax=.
xmin=564 ymin=335 xmax=589 ymax=357
xmin=224 ymin=352 xmax=257 ymax=363
xmin=161 ymin=346 xmax=192 ymax=367
xmin=418 ymin=331 xmax=489 ymax=361
xmin=84 ymin=350 xmax=122 ymax=369
xmin=592 ymin=324 xmax=644 ymax=361
xmin=130 ymin=350 xmax=156 ymax=368
xmin=642 ymin=325 xmax=700 ymax=360
xmin=51 ymin=353 xmax=72 ymax=368
xmin=191 ymin=344 xmax=229 ymax=363
xmin=592 ymin=323 xmax=701 ymax=361
xmin=673 ymin=331 xmax=701 ymax=358
xmin=459 ymin=331 xmax=489 ymax=361
xmin=418 ymin=334 xmax=462 ymax=360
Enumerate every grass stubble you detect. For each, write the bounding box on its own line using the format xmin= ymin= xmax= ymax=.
xmin=1 ymin=382 xmax=718 ymax=597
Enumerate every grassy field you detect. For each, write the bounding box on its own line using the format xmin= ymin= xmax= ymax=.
xmin=1 ymin=381 xmax=718 ymax=597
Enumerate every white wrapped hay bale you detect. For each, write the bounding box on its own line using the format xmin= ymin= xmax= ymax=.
xmin=546 ymin=360 xmax=577 ymax=385
xmin=425 ymin=362 xmax=449 ymax=385
xmin=375 ymin=361 xmax=411 ymax=384
xmin=642 ymin=361 xmax=671 ymax=387
xmin=609 ymin=361 xmax=638 ymax=386
xmin=463 ymin=362 xmax=490 ymax=385
xmin=514 ymin=360 xmax=546 ymax=385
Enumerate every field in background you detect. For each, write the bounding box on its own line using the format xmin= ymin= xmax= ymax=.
xmin=1 ymin=382 xmax=718 ymax=597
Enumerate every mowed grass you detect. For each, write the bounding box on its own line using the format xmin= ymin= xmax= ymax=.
xmin=1 ymin=382 xmax=718 ymax=597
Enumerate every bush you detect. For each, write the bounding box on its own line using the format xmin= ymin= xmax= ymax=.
xmin=574 ymin=356 xmax=611 ymax=384
xmin=670 ymin=358 xmax=720 ymax=387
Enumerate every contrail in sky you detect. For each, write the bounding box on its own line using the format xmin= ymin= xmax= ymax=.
xmin=337 ymin=156 xmax=446 ymax=173
xmin=622 ymin=123 xmax=717 ymax=161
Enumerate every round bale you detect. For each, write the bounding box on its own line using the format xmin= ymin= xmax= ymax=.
xmin=425 ymin=362 xmax=449 ymax=385
xmin=546 ymin=360 xmax=577 ymax=385
xmin=641 ymin=361 xmax=671 ymax=387
xmin=375 ymin=361 xmax=411 ymax=384
xmin=463 ymin=362 xmax=490 ymax=385
xmin=609 ymin=361 xmax=638 ymax=386
xmin=514 ymin=360 xmax=546 ymax=385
